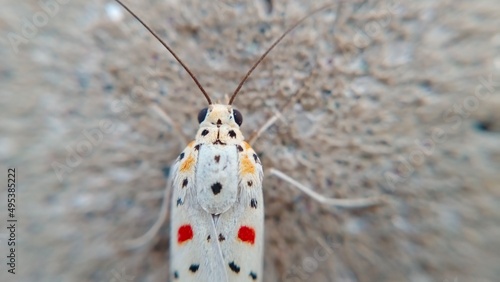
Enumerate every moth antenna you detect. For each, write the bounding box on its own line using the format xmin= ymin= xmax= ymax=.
xmin=229 ymin=4 xmax=337 ymax=105
xmin=114 ymin=0 xmax=212 ymax=104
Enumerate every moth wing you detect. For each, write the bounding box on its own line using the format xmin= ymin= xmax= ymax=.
xmin=169 ymin=143 xmax=226 ymax=281
xmin=217 ymin=144 xmax=264 ymax=281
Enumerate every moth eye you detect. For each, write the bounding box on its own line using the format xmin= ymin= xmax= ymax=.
xmin=197 ymin=107 xmax=208 ymax=123
xmin=233 ymin=109 xmax=243 ymax=126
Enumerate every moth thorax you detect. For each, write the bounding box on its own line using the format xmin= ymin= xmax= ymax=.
xmin=195 ymin=144 xmax=239 ymax=214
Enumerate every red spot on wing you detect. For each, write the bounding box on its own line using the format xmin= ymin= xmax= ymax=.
xmin=178 ymin=224 xmax=194 ymax=244
xmin=237 ymin=226 xmax=255 ymax=245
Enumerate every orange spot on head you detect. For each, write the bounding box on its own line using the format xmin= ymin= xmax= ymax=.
xmin=178 ymin=224 xmax=194 ymax=244
xmin=240 ymin=155 xmax=255 ymax=175
xmin=243 ymin=141 xmax=252 ymax=150
xmin=237 ymin=226 xmax=255 ymax=245
xmin=180 ymin=155 xmax=195 ymax=172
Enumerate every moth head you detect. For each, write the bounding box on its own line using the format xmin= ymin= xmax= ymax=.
xmin=197 ymin=104 xmax=243 ymax=128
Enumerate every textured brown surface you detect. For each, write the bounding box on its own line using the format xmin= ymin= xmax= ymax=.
xmin=1 ymin=0 xmax=500 ymax=281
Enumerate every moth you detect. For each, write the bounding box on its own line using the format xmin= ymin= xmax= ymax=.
xmin=114 ymin=1 xmax=383 ymax=281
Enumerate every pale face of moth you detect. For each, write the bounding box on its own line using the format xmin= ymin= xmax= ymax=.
xmin=196 ymin=104 xmax=245 ymax=146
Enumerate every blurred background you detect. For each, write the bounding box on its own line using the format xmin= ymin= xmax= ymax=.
xmin=1 ymin=0 xmax=499 ymax=281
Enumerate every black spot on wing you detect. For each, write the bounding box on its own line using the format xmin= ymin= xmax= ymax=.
xmin=194 ymin=144 xmax=201 ymax=151
xmin=189 ymin=264 xmax=199 ymax=273
xmin=229 ymin=261 xmax=240 ymax=273
xmin=176 ymin=198 xmax=183 ymax=206
xmin=247 ymin=180 xmax=253 ymax=187
xmin=174 ymin=271 xmax=179 ymax=279
xmin=237 ymin=145 xmax=243 ymax=152
xmin=228 ymin=130 xmax=236 ymax=138
xmin=211 ymin=182 xmax=222 ymax=195
xmin=218 ymin=233 xmax=225 ymax=242
xmin=182 ymin=178 xmax=188 ymax=188
xmin=201 ymin=129 xmax=209 ymax=136
xmin=207 ymin=235 xmax=211 ymax=242
xmin=250 ymin=198 xmax=257 ymax=209
xmin=249 ymin=272 xmax=257 ymax=280
xmin=179 ymin=152 xmax=185 ymax=160
xmin=214 ymin=155 xmax=220 ymax=163
xmin=253 ymin=153 xmax=260 ymax=164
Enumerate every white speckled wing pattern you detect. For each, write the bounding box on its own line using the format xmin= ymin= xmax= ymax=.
xmin=169 ymin=104 xmax=264 ymax=282
xmin=170 ymin=141 xmax=224 ymax=281
xmin=219 ymin=142 xmax=264 ymax=282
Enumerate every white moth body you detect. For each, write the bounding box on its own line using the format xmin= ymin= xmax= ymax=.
xmin=196 ymin=144 xmax=239 ymax=214
xmin=170 ymin=104 xmax=264 ymax=281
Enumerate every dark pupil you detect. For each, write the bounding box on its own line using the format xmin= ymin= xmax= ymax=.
xmin=233 ymin=109 xmax=243 ymax=126
xmin=198 ymin=108 xmax=208 ymax=123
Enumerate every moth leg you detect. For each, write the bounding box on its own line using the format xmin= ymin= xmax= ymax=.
xmin=118 ymin=102 xmax=187 ymax=249
xmin=120 ymin=178 xmax=173 ymax=250
xmin=248 ymin=88 xmax=305 ymax=145
xmin=269 ymin=168 xmax=387 ymax=209
xmin=247 ymin=109 xmax=284 ymax=146
xmin=150 ymin=103 xmax=189 ymax=144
